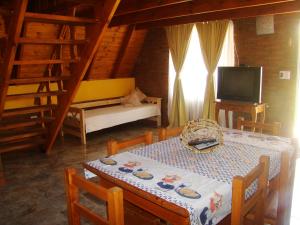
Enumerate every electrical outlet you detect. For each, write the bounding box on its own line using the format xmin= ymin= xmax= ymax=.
xmin=279 ymin=71 xmax=291 ymax=80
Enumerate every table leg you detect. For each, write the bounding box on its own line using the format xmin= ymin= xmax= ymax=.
xmin=215 ymin=104 xmax=220 ymax=123
xmin=261 ymin=105 xmax=266 ymax=123
xmin=251 ymin=109 xmax=258 ymax=132
xmin=225 ymin=110 xmax=229 ymax=128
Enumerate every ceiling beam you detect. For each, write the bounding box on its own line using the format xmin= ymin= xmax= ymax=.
xmin=135 ymin=0 xmax=300 ymax=29
xmin=115 ymin=0 xmax=192 ymax=16
xmin=110 ymin=0 xmax=295 ymax=26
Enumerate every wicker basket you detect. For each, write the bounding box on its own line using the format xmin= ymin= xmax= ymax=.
xmin=180 ymin=119 xmax=223 ymax=153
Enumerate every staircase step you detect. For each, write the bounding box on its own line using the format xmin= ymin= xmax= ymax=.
xmin=14 ymin=59 xmax=79 ymax=65
xmin=0 ymin=128 xmax=46 ymax=143
xmin=0 ymin=117 xmax=54 ymax=131
xmin=6 ymin=91 xmax=66 ymax=100
xmin=0 ymin=139 xmax=45 ymax=154
xmin=24 ymin=12 xmax=98 ymax=25
xmin=3 ymin=105 xmax=56 ymax=117
xmin=17 ymin=38 xmax=87 ymax=45
xmin=9 ymin=76 xmax=69 ymax=85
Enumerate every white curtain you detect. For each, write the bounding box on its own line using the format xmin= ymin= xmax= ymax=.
xmin=215 ymin=21 xmax=235 ymax=127
xmin=168 ymin=26 xmax=207 ymax=120
xmin=168 ymin=22 xmax=234 ymax=123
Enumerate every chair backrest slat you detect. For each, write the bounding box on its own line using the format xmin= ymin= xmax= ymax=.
xmin=107 ymin=131 xmax=153 ymax=156
xmin=65 ymin=168 xmax=124 ymax=225
xmin=73 ymin=203 xmax=108 ymax=225
xmin=231 ymin=155 xmax=270 ymax=225
xmin=237 ymin=117 xmax=281 ymax=135
xmin=71 ymin=174 xmax=108 ymax=201
xmin=243 ymin=191 xmax=262 ymax=216
xmin=243 ymin=164 xmax=264 ymax=187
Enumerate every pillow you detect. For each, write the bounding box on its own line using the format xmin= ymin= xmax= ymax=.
xmin=121 ymin=91 xmax=142 ymax=106
xmin=135 ymin=87 xmax=147 ymax=102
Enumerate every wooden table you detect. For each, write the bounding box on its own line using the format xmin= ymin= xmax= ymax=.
xmin=215 ymin=100 xmax=266 ymax=128
xmin=83 ymin=130 xmax=295 ymax=225
xmin=84 ymin=162 xmax=192 ymax=225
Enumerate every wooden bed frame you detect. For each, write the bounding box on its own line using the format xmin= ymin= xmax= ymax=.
xmin=62 ymin=96 xmax=161 ymax=144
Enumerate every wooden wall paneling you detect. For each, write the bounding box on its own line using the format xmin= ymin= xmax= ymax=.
xmin=110 ymin=0 xmax=295 ymax=26
xmin=115 ymin=29 xmax=148 ymax=77
xmin=135 ymin=0 xmax=300 ymax=29
xmin=134 ymin=28 xmax=169 ymax=126
xmin=234 ymin=13 xmax=300 ymax=136
xmin=18 ymin=22 xmax=61 ymax=78
xmin=16 ymin=19 xmax=29 ymax=79
xmin=0 ymin=7 xmax=11 ymax=17
xmin=0 ymin=6 xmax=11 ymax=34
xmin=111 ymin=24 xmax=135 ymax=77
xmin=85 ymin=25 xmax=147 ymax=79
xmin=38 ymin=24 xmax=68 ymax=105
xmin=0 ymin=13 xmax=8 ymax=67
xmin=86 ymin=26 xmax=128 ymax=80
xmin=45 ymin=0 xmax=121 ymax=153
xmin=0 ymin=0 xmax=29 ymax=117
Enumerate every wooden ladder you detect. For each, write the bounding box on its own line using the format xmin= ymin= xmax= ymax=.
xmin=0 ymin=0 xmax=121 ymax=157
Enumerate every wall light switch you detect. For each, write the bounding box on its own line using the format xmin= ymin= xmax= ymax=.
xmin=279 ymin=71 xmax=291 ymax=80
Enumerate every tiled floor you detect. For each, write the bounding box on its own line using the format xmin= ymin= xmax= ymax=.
xmin=0 ymin=122 xmax=299 ymax=225
xmin=0 ymin=122 xmax=155 ymax=225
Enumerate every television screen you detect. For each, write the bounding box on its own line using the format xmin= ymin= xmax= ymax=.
xmin=217 ymin=67 xmax=262 ymax=103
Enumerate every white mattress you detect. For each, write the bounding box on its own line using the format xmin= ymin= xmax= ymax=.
xmin=85 ymin=104 xmax=160 ymax=133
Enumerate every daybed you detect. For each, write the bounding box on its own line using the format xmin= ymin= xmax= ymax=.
xmin=62 ymin=96 xmax=161 ymax=144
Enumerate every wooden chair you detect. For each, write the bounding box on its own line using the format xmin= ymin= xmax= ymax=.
xmin=231 ymin=155 xmax=270 ymax=225
xmin=107 ymin=131 xmax=153 ymax=156
xmin=158 ymin=127 xmax=183 ymax=141
xmin=105 ymin=131 xmax=164 ymax=225
xmin=65 ymin=168 xmax=124 ymax=225
xmin=272 ymin=142 xmax=297 ymax=225
xmin=237 ymin=117 xmax=297 ymax=225
xmin=237 ymin=117 xmax=281 ymax=135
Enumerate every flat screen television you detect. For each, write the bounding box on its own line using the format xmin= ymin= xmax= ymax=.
xmin=217 ymin=66 xmax=263 ymax=103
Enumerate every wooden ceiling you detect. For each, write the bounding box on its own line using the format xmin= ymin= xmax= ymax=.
xmin=8 ymin=0 xmax=297 ymax=97
xmin=1 ymin=0 xmax=300 ymax=27
xmin=0 ymin=0 xmax=299 ymax=80
xmin=111 ymin=0 xmax=300 ymax=28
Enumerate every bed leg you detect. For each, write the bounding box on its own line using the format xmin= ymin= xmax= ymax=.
xmin=80 ymin=110 xmax=86 ymax=145
xmin=81 ymin=132 xmax=86 ymax=145
xmin=156 ymin=116 xmax=161 ymax=127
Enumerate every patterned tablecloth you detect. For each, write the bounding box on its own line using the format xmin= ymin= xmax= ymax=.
xmin=85 ymin=128 xmax=295 ymax=225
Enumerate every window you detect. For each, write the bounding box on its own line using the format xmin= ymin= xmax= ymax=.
xmin=168 ymin=22 xmax=234 ymax=123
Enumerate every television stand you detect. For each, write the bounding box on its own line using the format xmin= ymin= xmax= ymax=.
xmin=215 ymin=100 xmax=266 ymax=128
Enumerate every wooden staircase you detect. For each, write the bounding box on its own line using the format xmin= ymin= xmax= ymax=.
xmin=0 ymin=0 xmax=121 ymax=159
